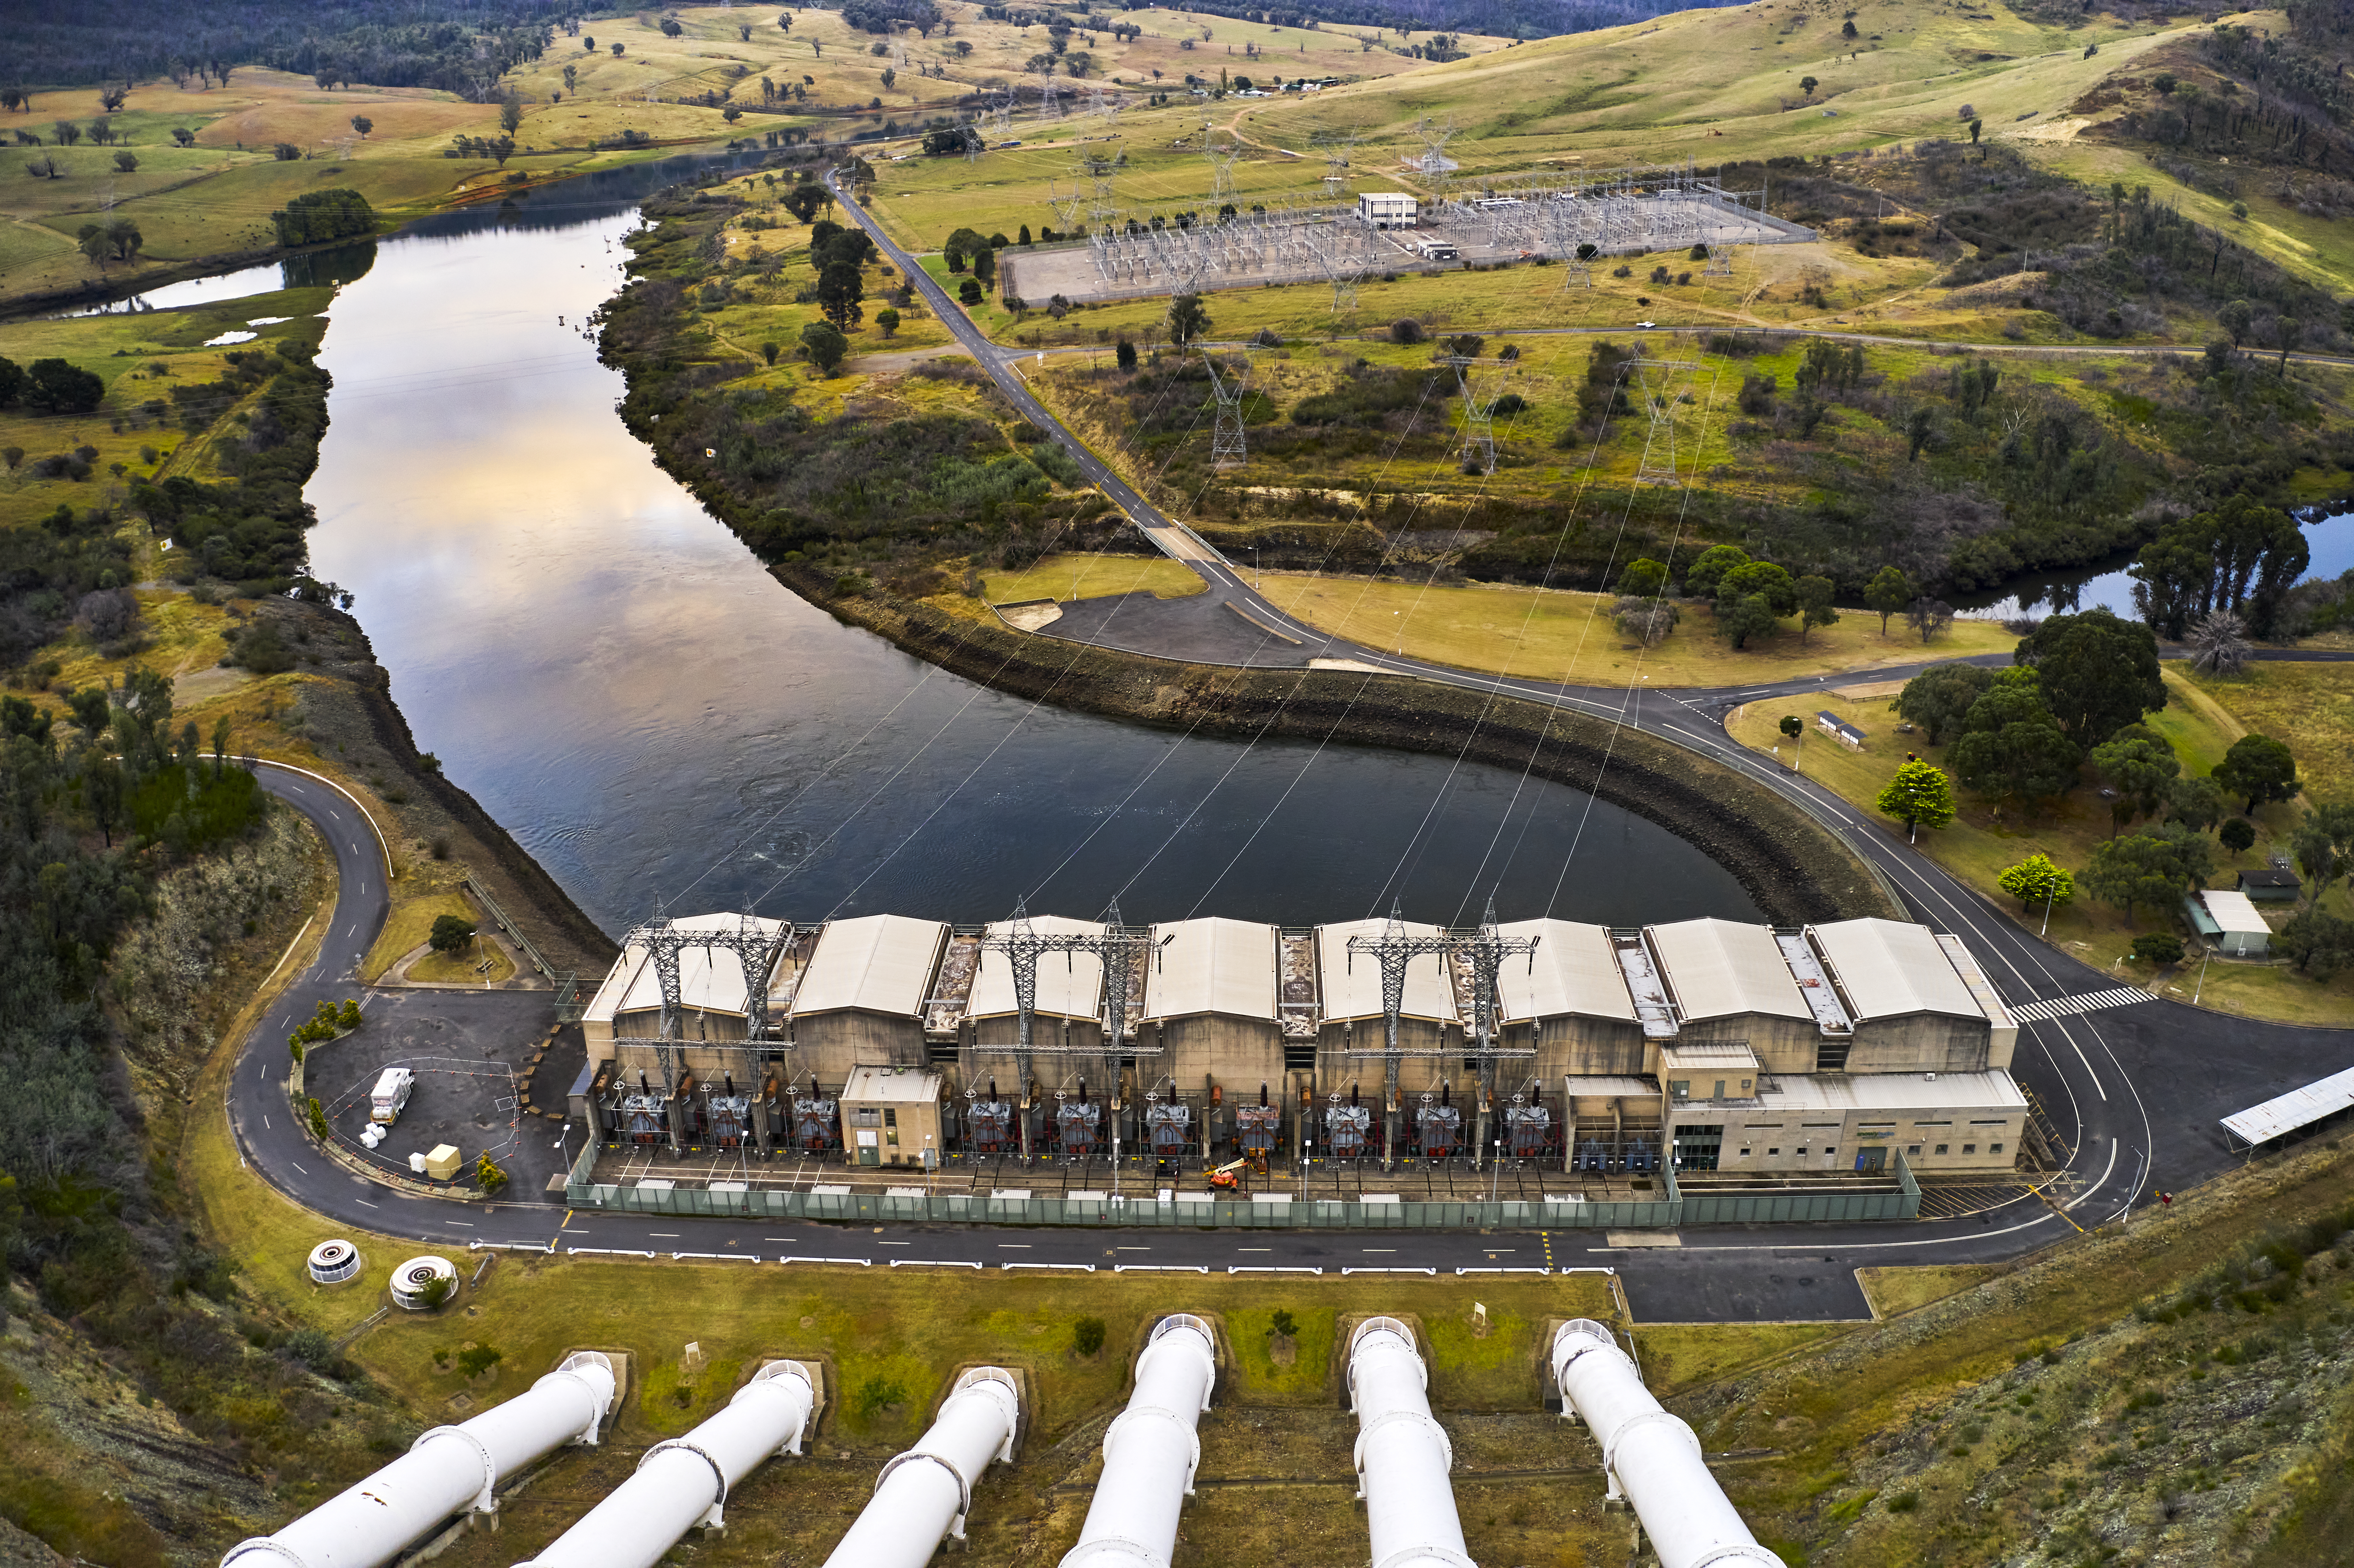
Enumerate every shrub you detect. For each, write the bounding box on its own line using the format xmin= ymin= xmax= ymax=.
xmin=1390 ymin=317 xmax=1424 ymax=344
xmin=455 ymin=1344 xmax=504 ymax=1378
xmin=1074 ymin=1316 xmax=1106 ymax=1355
xmin=2132 ymin=932 xmax=2185 ymax=965
xmin=1489 ymin=392 xmax=1529 ymax=417
xmin=1887 ymin=1492 xmax=1920 ymax=1514
xmin=1269 ymin=1308 xmax=1298 ymax=1338
xmin=284 ymin=1327 xmax=337 ymax=1371
xmin=474 ymin=1154 xmax=509 ymax=1195
xmin=428 ymin=913 xmax=478 ymax=953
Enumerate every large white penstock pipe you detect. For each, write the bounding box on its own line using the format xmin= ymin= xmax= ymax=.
xmin=514 ymin=1361 xmax=815 ymax=1568
xmin=1059 ymin=1315 xmax=1217 ymax=1568
xmin=221 ymin=1352 xmax=616 ymax=1568
xmin=821 ymin=1367 xmax=1022 ymax=1568
xmin=1550 ymin=1320 xmax=1783 ymax=1568
xmin=1348 ymin=1318 xmax=1475 ymax=1568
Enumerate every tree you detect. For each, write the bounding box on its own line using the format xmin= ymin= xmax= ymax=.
xmin=2014 ymin=610 xmax=2165 ymax=745
xmin=723 ymin=104 xmax=743 ymax=123
xmin=1617 ymin=557 xmax=1668 ymax=598
xmin=801 ymin=320 xmax=849 ymax=375
xmin=1892 ymin=662 xmax=1992 ymax=745
xmin=1998 ymin=853 xmax=2073 ymax=914
xmin=1865 ymin=565 xmax=1912 ymax=636
xmin=25 ymin=358 xmax=103 ymax=414
xmin=1904 ymin=404 xmax=1935 ymax=462
xmin=875 ymin=307 xmax=900 ymax=338
xmin=428 ymin=914 xmax=478 ymax=953
xmin=172 ymin=127 xmax=194 ymax=146
xmin=351 ymin=115 xmax=373 ymax=138
xmin=1877 ymin=759 xmax=1957 ymax=836
xmin=1717 ymin=560 xmax=1796 ymax=615
xmin=1906 ymin=597 xmax=1954 ymax=643
xmin=972 ymin=246 xmax=996 ymax=287
xmin=2090 ymin=729 xmax=2179 ymax=833
xmin=2131 ymin=496 xmax=2308 ymax=638
xmin=957 ymin=276 xmax=984 ymax=306
xmin=2081 ymin=826 xmax=2214 ymax=922
xmin=816 ymin=259 xmax=865 ymax=327
xmin=1684 ymin=544 xmax=1749 ymax=600
xmin=1842 ymin=18 xmax=1858 ymax=37
xmin=1800 ymin=75 xmax=1819 ymax=96
xmin=564 ymin=64 xmax=578 ymax=92
xmin=113 ymin=151 xmax=137 ymax=173
xmin=2218 ymin=298 xmax=2252 ymax=349
xmin=1969 ymin=116 xmax=1982 ymax=144
xmin=2165 ymin=774 xmax=2227 ymax=834
xmin=1073 ymin=1316 xmax=1107 ymax=1355
xmin=2280 ymin=909 xmax=2354 ymax=978
xmin=1115 ymin=338 xmax=1138 ymax=371
xmin=1780 ymin=714 xmax=1804 ymax=742
xmin=2289 ymin=802 xmax=2354 ymax=906
xmin=498 ymin=95 xmax=525 ymax=135
xmin=1717 ymin=593 xmax=1781 ymax=650
xmin=1949 ymin=670 xmax=2080 ymax=807
xmin=53 ymin=120 xmax=81 ymax=146
xmin=1796 ymin=574 xmax=1839 ymax=645
xmin=661 ymin=16 xmax=685 ymax=36
xmin=2186 ymin=610 xmax=2253 ymax=676
xmin=2153 ymin=73 xmax=2177 ymax=95
xmin=2220 ymin=816 xmax=2257 ymax=854
xmin=1167 ymin=291 xmax=1211 ymax=347
xmin=2213 ymin=733 xmax=2299 ymax=815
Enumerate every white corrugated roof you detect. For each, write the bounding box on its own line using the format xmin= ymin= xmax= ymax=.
xmin=1809 ymin=918 xmax=1984 ymax=1022
xmin=792 ymin=915 xmax=946 ymax=1019
xmin=2199 ymin=889 xmax=2272 ymax=936
xmin=1561 ymin=1075 xmax=1660 ymax=1097
xmin=1646 ymin=918 xmax=1810 ymax=1022
xmin=842 ymin=1064 xmax=943 ymax=1103
xmin=1756 ymin=1070 xmax=2027 ymax=1113
xmin=967 ymin=914 xmax=1105 ymax=1019
xmin=1144 ymin=918 xmax=1277 ymax=1021
xmin=1660 ymin=1043 xmax=1761 ymax=1074
xmin=1316 ymin=918 xmax=1458 ymax=1023
xmin=584 ymin=914 xmax=793 ymax=1023
xmin=1494 ymin=920 xmax=1637 ymax=1023
xmin=2223 ymin=1062 xmax=2354 ymax=1146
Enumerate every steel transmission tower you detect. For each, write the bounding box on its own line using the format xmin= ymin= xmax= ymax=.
xmin=1444 ymin=354 xmax=1498 ymax=475
xmin=1346 ymin=905 xmax=1455 ymax=1170
xmin=1455 ymin=896 xmax=1539 ymax=1105
xmin=1630 ymin=356 xmax=1702 ymax=484
xmin=1202 ymin=349 xmax=1251 ymax=469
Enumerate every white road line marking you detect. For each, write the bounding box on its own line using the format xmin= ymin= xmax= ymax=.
xmin=291 ymin=1161 xmax=308 ymax=1175
xmin=648 ymin=1232 xmax=680 ymax=1238
xmin=354 ymin=1198 xmax=378 ymax=1208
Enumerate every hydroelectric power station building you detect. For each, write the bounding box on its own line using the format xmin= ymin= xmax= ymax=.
xmin=579 ymin=912 xmax=2026 ymax=1180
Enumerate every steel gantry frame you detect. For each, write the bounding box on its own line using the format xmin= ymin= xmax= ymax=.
xmin=1346 ymin=904 xmax=1540 ymax=1169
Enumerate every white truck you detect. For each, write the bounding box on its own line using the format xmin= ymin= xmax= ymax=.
xmin=370 ymin=1068 xmax=415 ymax=1125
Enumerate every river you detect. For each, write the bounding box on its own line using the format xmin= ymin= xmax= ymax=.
xmin=282 ymin=174 xmax=1757 ymax=933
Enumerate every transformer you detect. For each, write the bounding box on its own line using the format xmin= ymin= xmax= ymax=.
xmin=789 ymin=1095 xmax=838 ymax=1155
xmin=1144 ymin=1101 xmax=1191 ymax=1170
xmin=1055 ymin=1097 xmax=1102 ymax=1159
xmin=1503 ymin=1101 xmax=1550 ymax=1160
xmin=965 ymin=1096 xmax=1016 ymax=1154
xmin=1234 ymin=1102 xmax=1281 ymax=1163
xmin=1324 ymin=1100 xmax=1372 ymax=1159
xmin=1625 ymin=1136 xmax=1658 ymax=1174
xmin=1415 ymin=1100 xmax=1461 ymax=1159
xmin=620 ymin=1092 xmax=667 ymax=1145
xmin=707 ymin=1094 xmax=752 ymax=1149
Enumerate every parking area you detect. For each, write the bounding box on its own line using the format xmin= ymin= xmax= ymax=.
xmin=305 ymin=987 xmax=570 ymax=1197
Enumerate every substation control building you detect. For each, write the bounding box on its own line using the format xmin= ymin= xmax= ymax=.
xmin=577 ymin=910 xmax=2025 ymax=1176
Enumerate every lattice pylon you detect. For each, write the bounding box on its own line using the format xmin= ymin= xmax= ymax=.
xmin=1630 ymin=357 xmax=1702 ymax=485
xmin=1203 ymin=349 xmax=1250 ymax=470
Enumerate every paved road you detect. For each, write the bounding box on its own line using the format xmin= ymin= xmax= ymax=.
xmin=213 ymin=188 xmax=2353 ymax=1326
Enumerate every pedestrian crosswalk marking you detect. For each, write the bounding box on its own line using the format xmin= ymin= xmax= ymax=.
xmin=2009 ymin=986 xmax=2159 ymax=1024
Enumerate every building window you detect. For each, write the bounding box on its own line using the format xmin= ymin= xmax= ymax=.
xmin=1825 ymin=1146 xmax=1837 ymax=1158
xmin=1670 ymin=1080 xmax=1690 ymax=1100
xmin=1963 ymin=1142 xmax=1977 ymax=1155
xmin=1935 ymin=1143 xmax=1949 ymax=1155
xmin=1768 ymin=1148 xmax=1780 ymax=1156
xmin=884 ymin=1108 xmax=898 ymax=1129
xmin=1738 ymin=1148 xmax=1751 ymax=1158
xmin=853 ymin=1108 xmax=880 ymax=1127
xmin=1907 ymin=1144 xmax=1921 ymax=1155
xmin=1991 ymin=1142 xmax=2005 ymax=1154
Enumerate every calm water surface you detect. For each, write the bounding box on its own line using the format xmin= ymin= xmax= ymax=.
xmin=303 ymin=201 xmax=1758 ymax=933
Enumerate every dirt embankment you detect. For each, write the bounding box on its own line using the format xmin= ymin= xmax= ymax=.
xmin=260 ymin=597 xmax=618 ymax=975
xmin=788 ymin=571 xmax=1897 ymax=926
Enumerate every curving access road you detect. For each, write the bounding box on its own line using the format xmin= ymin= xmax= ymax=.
xmin=213 ymin=185 xmax=2354 ymax=1327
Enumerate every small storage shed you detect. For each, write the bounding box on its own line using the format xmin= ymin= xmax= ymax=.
xmin=2186 ymin=889 xmax=2272 ymax=957
xmin=2236 ymin=868 xmax=2301 ymax=903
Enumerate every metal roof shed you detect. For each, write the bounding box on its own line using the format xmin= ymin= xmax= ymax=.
xmin=2186 ymin=889 xmax=2271 ymax=957
xmin=2223 ymin=1063 xmax=2354 ymax=1150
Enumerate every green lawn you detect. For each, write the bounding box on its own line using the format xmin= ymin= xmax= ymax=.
xmin=1729 ymin=667 xmax=2354 ymax=1024
xmin=984 ymin=551 xmax=1207 ymax=603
